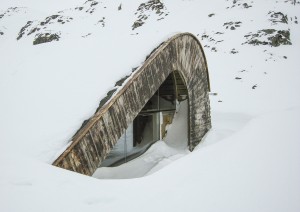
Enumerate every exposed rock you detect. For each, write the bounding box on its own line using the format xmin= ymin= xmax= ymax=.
xmin=74 ymin=0 xmax=101 ymax=13
xmin=17 ymin=13 xmax=73 ymax=44
xmin=294 ymin=16 xmax=298 ymax=24
xmin=268 ymin=11 xmax=288 ymax=24
xmin=230 ymin=48 xmax=239 ymax=54
xmin=224 ymin=21 xmax=242 ymax=30
xmin=201 ymin=34 xmax=209 ymax=39
xmin=244 ymin=29 xmax=292 ymax=47
xmin=0 ymin=7 xmax=23 ymax=20
xmin=82 ymin=33 xmax=91 ymax=38
xmin=33 ymin=33 xmax=60 ymax=45
xmin=82 ymin=0 xmax=99 ymax=13
xmin=208 ymin=13 xmax=215 ymax=17
xmin=269 ymin=30 xmax=291 ymax=46
xmin=27 ymin=26 xmax=40 ymax=36
xmin=17 ymin=21 xmax=33 ymax=40
xmin=284 ymin=0 xmax=300 ymax=5
xmin=228 ymin=0 xmax=253 ymax=9
xmin=201 ymin=33 xmax=215 ymax=42
xmin=40 ymin=15 xmax=59 ymax=26
xmin=132 ymin=0 xmax=169 ymax=30
xmin=211 ymin=47 xmax=217 ymax=52
xmin=132 ymin=20 xmax=145 ymax=30
xmin=96 ymin=17 xmax=105 ymax=27
xmin=242 ymin=3 xmax=252 ymax=8
xmin=75 ymin=7 xmax=84 ymax=11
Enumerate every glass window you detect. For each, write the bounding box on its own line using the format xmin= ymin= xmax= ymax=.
xmin=100 ymin=72 xmax=179 ymax=167
xmin=100 ymin=113 xmax=160 ymax=167
xmin=141 ymin=92 xmax=159 ymax=112
xmin=133 ymin=112 xmax=160 ymax=146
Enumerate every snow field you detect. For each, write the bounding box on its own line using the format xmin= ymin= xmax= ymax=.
xmin=0 ymin=0 xmax=300 ymax=211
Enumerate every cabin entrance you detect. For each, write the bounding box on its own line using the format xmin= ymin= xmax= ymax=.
xmin=100 ymin=71 xmax=188 ymax=167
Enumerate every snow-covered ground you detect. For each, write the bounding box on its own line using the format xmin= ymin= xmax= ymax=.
xmin=1 ymin=0 xmax=300 ymax=211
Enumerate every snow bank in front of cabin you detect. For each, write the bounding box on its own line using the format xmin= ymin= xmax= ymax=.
xmin=93 ymin=100 xmax=189 ymax=179
xmin=1 ymin=104 xmax=299 ymax=212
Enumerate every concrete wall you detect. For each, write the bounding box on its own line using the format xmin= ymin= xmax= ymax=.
xmin=52 ymin=33 xmax=211 ymax=176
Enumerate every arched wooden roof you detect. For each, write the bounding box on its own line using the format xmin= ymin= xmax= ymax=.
xmin=53 ymin=33 xmax=211 ymax=175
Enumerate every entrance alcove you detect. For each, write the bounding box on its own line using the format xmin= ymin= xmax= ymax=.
xmin=100 ymin=71 xmax=188 ymax=167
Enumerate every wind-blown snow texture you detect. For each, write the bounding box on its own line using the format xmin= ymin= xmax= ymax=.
xmin=1 ymin=0 xmax=300 ymax=211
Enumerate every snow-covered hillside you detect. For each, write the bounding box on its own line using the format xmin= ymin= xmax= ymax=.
xmin=1 ymin=0 xmax=299 ymax=211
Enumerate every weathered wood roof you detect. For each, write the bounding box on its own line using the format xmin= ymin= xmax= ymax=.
xmin=52 ymin=33 xmax=211 ymax=175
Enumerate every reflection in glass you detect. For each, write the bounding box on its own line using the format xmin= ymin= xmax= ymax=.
xmin=101 ymin=72 xmax=180 ymax=167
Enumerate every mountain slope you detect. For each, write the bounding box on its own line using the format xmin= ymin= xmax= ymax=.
xmin=0 ymin=0 xmax=299 ymax=211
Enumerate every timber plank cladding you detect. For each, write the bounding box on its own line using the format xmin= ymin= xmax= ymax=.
xmin=52 ymin=33 xmax=211 ymax=176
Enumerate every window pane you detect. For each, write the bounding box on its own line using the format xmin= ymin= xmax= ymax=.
xmin=141 ymin=92 xmax=159 ymax=112
xmin=100 ymin=123 xmax=133 ymax=167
